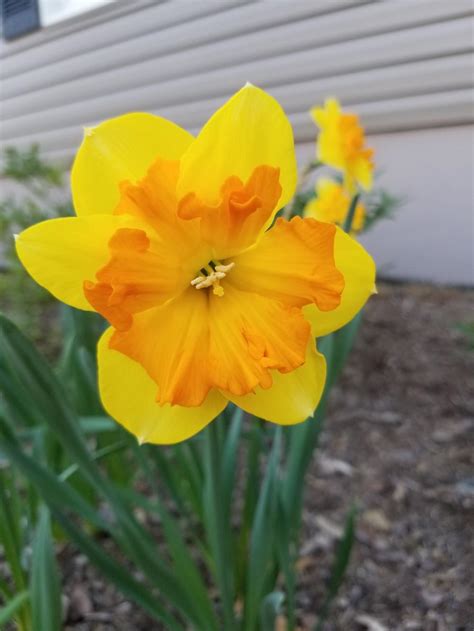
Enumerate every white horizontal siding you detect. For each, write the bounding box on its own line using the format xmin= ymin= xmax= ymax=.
xmin=1 ymin=0 xmax=473 ymax=163
xmin=0 ymin=0 xmax=472 ymax=285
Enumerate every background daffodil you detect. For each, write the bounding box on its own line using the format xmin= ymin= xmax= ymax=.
xmin=15 ymin=85 xmax=375 ymax=444
xmin=304 ymin=178 xmax=366 ymax=234
xmin=311 ymin=98 xmax=374 ymax=192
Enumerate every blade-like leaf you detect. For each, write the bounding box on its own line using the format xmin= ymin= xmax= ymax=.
xmin=244 ymin=427 xmax=282 ymax=631
xmin=53 ymin=510 xmax=184 ymax=631
xmin=203 ymin=419 xmax=237 ymax=630
xmin=0 ymin=590 xmax=29 ymax=627
xmin=260 ymin=591 xmax=285 ymax=631
xmin=31 ymin=507 xmax=62 ymax=631
xmin=314 ymin=506 xmax=357 ymax=630
xmin=222 ymin=407 xmax=244 ymax=521
xmin=0 ymin=423 xmax=107 ymax=531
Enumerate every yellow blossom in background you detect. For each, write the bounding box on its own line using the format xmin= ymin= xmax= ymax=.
xmin=15 ymin=85 xmax=375 ymax=445
xmin=304 ymin=178 xmax=366 ymax=234
xmin=311 ymin=98 xmax=374 ymax=192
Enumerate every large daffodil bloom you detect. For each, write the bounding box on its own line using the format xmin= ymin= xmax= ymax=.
xmin=16 ymin=85 xmax=375 ymax=444
xmin=311 ymin=98 xmax=374 ymax=192
xmin=304 ymin=178 xmax=366 ymax=234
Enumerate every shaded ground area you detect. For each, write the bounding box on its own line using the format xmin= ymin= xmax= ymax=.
xmin=300 ymin=283 xmax=474 ymax=631
xmin=58 ymin=283 xmax=473 ymax=630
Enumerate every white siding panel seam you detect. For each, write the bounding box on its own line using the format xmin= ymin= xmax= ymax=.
xmin=0 ymin=1 xmax=250 ymax=76
xmin=1 ymin=11 xmax=472 ymax=110
xmin=2 ymin=0 xmax=472 ymax=85
xmin=0 ymin=0 xmax=368 ymax=79
xmin=1 ymin=18 xmax=472 ymax=138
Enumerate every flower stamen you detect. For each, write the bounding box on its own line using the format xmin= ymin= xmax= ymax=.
xmin=191 ymin=261 xmax=235 ymax=297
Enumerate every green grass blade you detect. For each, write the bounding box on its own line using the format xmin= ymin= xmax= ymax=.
xmin=260 ymin=591 xmax=285 ymax=631
xmin=275 ymin=495 xmax=297 ymax=630
xmin=222 ymin=407 xmax=244 ymax=521
xmin=0 ymin=424 xmax=107 ymax=531
xmin=0 ymin=314 xmax=108 ymax=494
xmin=156 ymin=501 xmax=219 ymax=631
xmin=244 ymin=427 xmax=282 ymax=631
xmin=52 ymin=510 xmax=185 ymax=631
xmin=30 ymin=508 xmax=62 ymax=631
xmin=203 ymin=420 xmax=237 ymax=630
xmin=282 ymin=313 xmax=362 ymax=532
xmin=59 ymin=440 xmax=128 ymax=482
xmin=236 ymin=421 xmax=263 ymax=596
xmin=314 ymin=506 xmax=357 ymax=630
xmin=0 ymin=470 xmax=27 ymax=593
xmin=0 ymin=590 xmax=29 ymax=627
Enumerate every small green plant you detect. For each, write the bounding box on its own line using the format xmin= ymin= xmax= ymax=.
xmin=0 ymin=146 xmax=72 ymax=353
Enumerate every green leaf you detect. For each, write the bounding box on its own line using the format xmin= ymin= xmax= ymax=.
xmin=31 ymin=508 xmax=62 ymax=631
xmin=203 ymin=420 xmax=237 ymax=630
xmin=324 ymin=311 xmax=363 ymax=390
xmin=52 ymin=510 xmax=185 ymax=631
xmin=244 ymin=427 xmax=282 ymax=631
xmin=260 ymin=591 xmax=285 ymax=631
xmin=0 ymin=423 xmax=107 ymax=531
xmin=156 ymin=500 xmax=219 ymax=631
xmin=0 ymin=469 xmax=27 ymax=593
xmin=222 ymin=407 xmax=244 ymax=522
xmin=0 ymin=590 xmax=29 ymax=627
xmin=0 ymin=314 xmax=112 ymax=498
xmin=275 ymin=495 xmax=296 ymax=630
xmin=314 ymin=506 xmax=357 ymax=630
xmin=236 ymin=421 xmax=263 ymax=596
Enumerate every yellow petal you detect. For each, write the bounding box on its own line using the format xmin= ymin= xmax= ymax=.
xmin=72 ymin=113 xmax=193 ymax=216
xmin=98 ymin=328 xmax=227 ymax=445
xmin=353 ymin=156 xmax=373 ymax=191
xmin=303 ymin=227 xmax=375 ymax=337
xmin=15 ymin=215 xmax=132 ymax=310
xmin=228 ymin=342 xmax=326 ymax=425
xmin=177 ymin=84 xmax=297 ymax=214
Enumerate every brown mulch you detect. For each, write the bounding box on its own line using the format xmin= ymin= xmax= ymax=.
xmin=301 ymin=282 xmax=474 ymax=631
xmin=58 ymin=282 xmax=473 ymax=630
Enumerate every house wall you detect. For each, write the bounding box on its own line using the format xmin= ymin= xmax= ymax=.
xmin=1 ymin=0 xmax=473 ymax=284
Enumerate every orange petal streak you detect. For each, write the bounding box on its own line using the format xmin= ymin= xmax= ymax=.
xmin=178 ymin=164 xmax=282 ymax=258
xmin=84 ymin=226 xmax=191 ymax=330
xmin=208 ymin=285 xmax=310 ymax=397
xmin=108 ymin=288 xmax=212 ymax=407
xmin=115 ymin=156 xmax=208 ymax=264
xmin=230 ymin=216 xmax=344 ymax=310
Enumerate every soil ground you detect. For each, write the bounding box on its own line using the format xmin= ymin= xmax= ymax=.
xmin=28 ymin=283 xmax=474 ymax=630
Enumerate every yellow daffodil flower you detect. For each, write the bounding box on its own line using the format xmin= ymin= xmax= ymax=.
xmin=304 ymin=178 xmax=366 ymax=234
xmin=311 ymin=98 xmax=374 ymax=192
xmin=16 ymin=85 xmax=375 ymax=444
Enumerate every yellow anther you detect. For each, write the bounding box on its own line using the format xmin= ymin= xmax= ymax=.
xmin=214 ymin=262 xmax=235 ymax=273
xmin=190 ymin=261 xmax=235 ymax=297
xmin=190 ymin=276 xmax=206 ymax=287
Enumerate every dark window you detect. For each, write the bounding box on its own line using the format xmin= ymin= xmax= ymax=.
xmin=1 ymin=0 xmax=40 ymax=40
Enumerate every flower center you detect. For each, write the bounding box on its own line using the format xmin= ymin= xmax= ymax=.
xmin=190 ymin=261 xmax=235 ymax=297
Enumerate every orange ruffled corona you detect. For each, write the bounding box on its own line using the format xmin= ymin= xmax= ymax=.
xmin=311 ymin=98 xmax=374 ymax=192
xmin=16 ymin=85 xmax=375 ymax=444
xmin=304 ymin=179 xmax=366 ymax=234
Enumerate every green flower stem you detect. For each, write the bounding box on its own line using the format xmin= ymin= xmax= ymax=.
xmin=343 ymin=192 xmax=360 ymax=233
xmin=204 ymin=419 xmax=237 ymax=630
